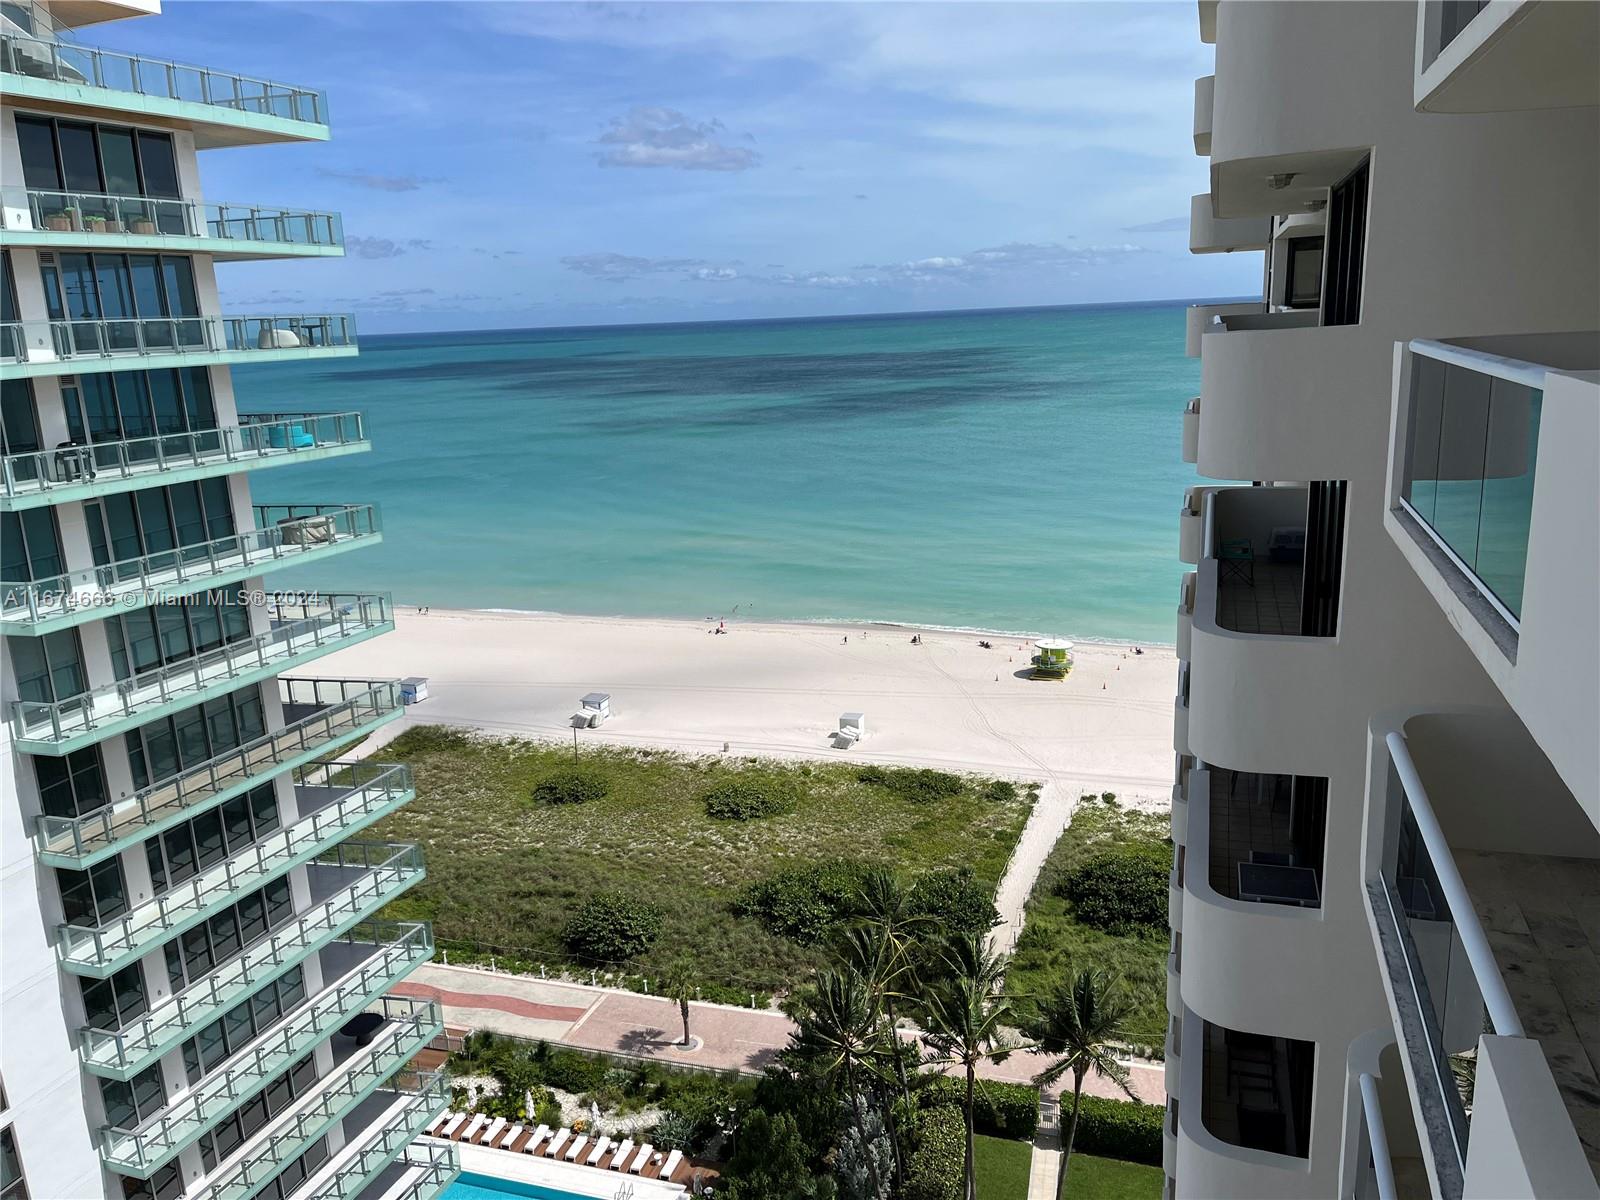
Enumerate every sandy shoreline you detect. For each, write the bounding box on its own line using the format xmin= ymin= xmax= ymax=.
xmin=315 ymin=606 xmax=1179 ymax=803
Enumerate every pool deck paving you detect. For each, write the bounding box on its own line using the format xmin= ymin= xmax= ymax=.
xmin=394 ymin=962 xmax=1165 ymax=1102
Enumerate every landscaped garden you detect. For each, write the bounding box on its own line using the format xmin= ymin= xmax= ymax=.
xmin=1003 ymin=795 xmax=1173 ymax=1054
xmin=368 ymin=726 xmax=1034 ymax=999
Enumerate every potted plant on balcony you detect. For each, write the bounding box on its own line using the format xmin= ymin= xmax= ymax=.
xmin=45 ymin=208 xmax=76 ymax=231
xmin=83 ymin=213 xmax=108 ymax=233
xmin=129 ymin=213 xmax=158 ymax=235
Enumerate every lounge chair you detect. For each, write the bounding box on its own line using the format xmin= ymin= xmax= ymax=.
xmin=544 ymin=1129 xmax=571 ymax=1158
xmin=438 ymin=1113 xmax=467 ymax=1139
xmin=427 ymin=1112 xmax=457 ymax=1136
xmin=563 ymin=1135 xmax=587 ymax=1162
xmin=629 ymin=1143 xmax=653 ymax=1174
xmin=460 ymin=1114 xmax=487 ymax=1143
xmin=496 ymin=1124 xmax=523 ymax=1149
xmin=585 ymin=1137 xmax=611 ymax=1166
xmin=608 ymin=1138 xmax=634 ymax=1170
xmin=481 ymin=1117 xmax=507 ymax=1146
xmin=523 ymin=1124 xmax=551 ymax=1154
xmin=660 ymin=1148 xmax=683 ymax=1179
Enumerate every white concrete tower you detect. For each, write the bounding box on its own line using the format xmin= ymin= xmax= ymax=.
xmin=1 ymin=4 xmax=455 ymax=1199
xmin=1170 ymin=3 xmax=1599 ymax=1199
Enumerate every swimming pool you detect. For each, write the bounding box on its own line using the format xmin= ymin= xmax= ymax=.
xmin=442 ymin=1171 xmax=598 ymax=1200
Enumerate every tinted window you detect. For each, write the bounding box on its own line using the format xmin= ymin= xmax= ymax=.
xmin=98 ymin=129 xmax=140 ymax=196
xmin=56 ymin=123 xmax=101 ymax=193
xmin=16 ymin=117 xmax=61 ymax=190
xmin=136 ymin=132 xmax=180 ymax=199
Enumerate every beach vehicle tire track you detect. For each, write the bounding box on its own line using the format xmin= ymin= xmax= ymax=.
xmin=923 ymin=645 xmax=1059 ymax=786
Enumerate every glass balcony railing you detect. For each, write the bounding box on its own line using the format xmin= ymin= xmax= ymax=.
xmin=57 ymin=771 xmax=414 ymax=975
xmin=0 ymin=31 xmax=328 ymax=126
xmin=299 ymin=1070 xmax=450 ymax=1200
xmin=2 ymin=187 xmax=342 ymax=249
xmin=9 ymin=593 xmax=393 ymax=750
xmin=1 ymin=413 xmax=366 ymax=502
xmin=99 ymin=991 xmax=438 ymax=1178
xmin=35 ymin=679 xmax=403 ymax=867
xmin=1400 ymin=340 xmax=1544 ymax=626
xmin=173 ymin=998 xmax=443 ymax=1197
xmin=80 ymin=919 xmax=431 ymax=1079
xmin=0 ymin=313 xmax=356 ymax=368
xmin=2 ymin=505 xmax=382 ymax=628
xmin=348 ymin=1139 xmax=461 ymax=1200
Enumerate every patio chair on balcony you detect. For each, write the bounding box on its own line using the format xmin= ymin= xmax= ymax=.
xmin=1219 ymin=538 xmax=1255 ymax=586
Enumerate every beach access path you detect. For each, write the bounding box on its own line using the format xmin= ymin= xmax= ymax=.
xmin=395 ymin=961 xmax=1165 ymax=1105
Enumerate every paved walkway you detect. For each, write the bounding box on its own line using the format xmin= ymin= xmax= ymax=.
xmin=1028 ymin=1093 xmax=1063 ymax=1200
xmin=397 ymin=962 xmax=1165 ymax=1102
xmin=988 ymin=780 xmax=1076 ymax=955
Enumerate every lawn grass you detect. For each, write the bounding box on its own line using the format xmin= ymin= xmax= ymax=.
xmin=1004 ymin=797 xmax=1171 ymax=1052
xmin=369 ymin=726 xmax=1032 ymax=997
xmin=973 ymin=1133 xmax=1033 ymax=1200
xmin=1061 ymin=1152 xmax=1164 ymax=1199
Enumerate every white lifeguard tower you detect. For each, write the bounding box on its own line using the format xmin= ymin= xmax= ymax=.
xmin=572 ymin=692 xmax=612 ymax=728
xmin=835 ymin=712 xmax=867 ymax=748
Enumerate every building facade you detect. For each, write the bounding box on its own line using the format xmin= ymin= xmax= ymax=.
xmin=1 ymin=4 xmax=455 ymax=1199
xmin=1171 ymin=2 xmax=1599 ymax=1198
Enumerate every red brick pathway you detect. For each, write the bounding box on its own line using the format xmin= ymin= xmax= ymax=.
xmin=393 ymin=980 xmax=590 ymax=1024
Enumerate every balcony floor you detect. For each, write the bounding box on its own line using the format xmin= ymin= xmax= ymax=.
xmin=1460 ymin=849 xmax=1600 ymax=1177
xmin=1217 ymin=561 xmax=1303 ymax=636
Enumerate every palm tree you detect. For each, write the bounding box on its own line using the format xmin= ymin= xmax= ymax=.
xmin=790 ymin=968 xmax=890 ymax=1200
xmin=1031 ymin=969 xmax=1138 ymax=1200
xmin=660 ymin=958 xmax=695 ymax=1046
xmin=920 ymin=932 xmax=1019 ymax=1200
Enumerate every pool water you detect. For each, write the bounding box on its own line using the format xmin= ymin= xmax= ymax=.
xmin=443 ymin=1171 xmax=600 ymax=1200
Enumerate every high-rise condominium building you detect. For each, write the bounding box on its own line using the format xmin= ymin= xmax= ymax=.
xmin=0 ymin=4 xmax=455 ymax=1199
xmin=1170 ymin=2 xmax=1598 ymax=1198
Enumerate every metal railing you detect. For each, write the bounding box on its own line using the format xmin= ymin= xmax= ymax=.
xmin=181 ymin=999 xmax=444 ymax=1200
xmin=99 ymin=995 xmax=438 ymax=1176
xmin=1357 ymin=1073 xmax=1400 ymax=1200
xmin=2 ymin=509 xmax=381 ymax=624
xmin=9 ymin=592 xmax=393 ymax=744
xmin=3 ymin=187 xmax=342 ymax=247
xmin=0 ymin=313 xmax=356 ymax=365
xmin=80 ymin=919 xmax=431 ymax=1077
xmin=1 ymin=413 xmax=365 ymax=499
xmin=302 ymin=1071 xmax=451 ymax=1200
xmin=1399 ymin=339 xmax=1546 ymax=628
xmin=56 ymin=769 xmax=414 ymax=970
xmin=1380 ymin=730 xmax=1523 ymax=1169
xmin=0 ymin=31 xmax=327 ymax=125
xmin=372 ymin=1141 xmax=461 ymax=1200
xmin=34 ymin=679 xmax=400 ymax=864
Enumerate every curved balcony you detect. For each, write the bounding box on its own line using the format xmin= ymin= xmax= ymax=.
xmin=1193 ymin=75 xmax=1214 ymax=156
xmin=1197 ymin=320 xmax=1364 ymax=482
xmin=0 ymin=31 xmax=329 ymax=147
xmin=1176 ymin=767 xmax=1328 ymax=1039
xmin=56 ymin=770 xmax=414 ymax=977
xmin=0 ymin=414 xmax=367 ymax=511
xmin=1190 ymin=193 xmax=1271 ymax=254
xmin=1171 ymin=776 xmax=1189 ymax=847
xmin=1 ymin=313 xmax=356 ymax=378
xmin=1181 ymin=397 xmax=1199 ymax=464
xmin=100 ymin=996 xmax=441 ymax=1179
xmin=1166 ymin=949 xmax=1181 ymax=1020
xmin=11 ymin=593 xmax=394 ymax=754
xmin=1165 ymin=1016 xmax=1182 ymax=1098
xmin=1176 ymin=572 xmax=1196 ymax=660
xmin=1178 ymin=487 xmax=1210 ymax=565
xmin=1186 ymin=490 xmax=1343 ymax=777
xmin=1 ymin=188 xmax=342 ymax=260
xmin=36 ymin=678 xmax=403 ymax=868
xmin=294 ymin=1070 xmax=451 ymax=1200
xmin=2 ymin=504 xmax=382 ymax=635
xmin=1186 ymin=302 xmax=1263 ymax=358
xmin=81 ymin=918 xmax=431 ymax=1080
xmin=1168 ymin=848 xmax=1185 ymax=934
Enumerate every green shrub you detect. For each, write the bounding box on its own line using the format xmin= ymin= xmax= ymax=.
xmin=562 ymin=892 xmax=663 ymax=961
xmin=532 ymin=766 xmax=611 ymax=806
xmin=734 ymin=861 xmax=871 ymax=944
xmin=909 ymin=868 xmax=999 ymax=936
xmin=533 ymin=1097 xmax=563 ymax=1129
xmin=1101 ymin=791 xmax=1118 ymax=805
xmin=917 ymin=1077 xmax=1039 ymax=1140
xmin=984 ymin=779 xmax=1020 ymax=804
xmin=1056 ymin=843 xmax=1170 ymax=935
xmin=1070 ymin=1096 xmax=1164 ymax=1165
xmin=703 ymin=778 xmax=797 ymax=821
xmin=857 ymin=765 xmax=965 ymax=803
xmin=904 ymin=1105 xmax=964 ymax=1200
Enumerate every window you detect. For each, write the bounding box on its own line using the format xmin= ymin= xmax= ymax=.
xmin=13 ymin=116 xmax=180 ymax=202
xmin=1322 ymin=158 xmax=1369 ymax=327
xmin=1283 ymin=237 xmax=1323 ymax=310
xmin=104 ymin=586 xmax=252 ymax=681
xmin=0 ymin=379 xmax=40 ymax=456
xmin=35 ymin=747 xmax=110 ymax=821
xmin=119 ymin=1160 xmax=183 ymax=1200
xmin=124 ymin=686 xmax=266 ymax=791
xmin=98 ymin=1062 xmax=165 ymax=1131
xmin=57 ymin=857 xmax=129 ymax=928
xmin=145 ymin=784 xmax=281 ymax=896
xmin=7 ymin=628 xmax=85 ymax=706
xmin=1 ymin=1125 xmax=29 ymax=1200
xmin=80 ymin=964 xmax=149 ymax=1032
xmin=178 ymin=967 xmax=305 ymax=1085
xmin=38 ymin=252 xmax=204 ymax=348
xmin=83 ymin=479 xmax=236 ymax=577
xmin=1 ymin=508 xmax=64 ymax=583
xmin=198 ymin=1055 xmax=318 ymax=1168
xmin=161 ymin=879 xmax=295 ymax=993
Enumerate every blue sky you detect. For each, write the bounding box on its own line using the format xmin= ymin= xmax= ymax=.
xmin=96 ymin=1 xmax=1259 ymax=332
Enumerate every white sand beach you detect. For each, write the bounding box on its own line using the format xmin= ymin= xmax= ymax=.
xmin=314 ymin=607 xmax=1178 ymax=802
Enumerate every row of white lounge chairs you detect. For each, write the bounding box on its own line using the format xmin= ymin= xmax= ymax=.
xmin=425 ymin=1110 xmax=684 ymax=1181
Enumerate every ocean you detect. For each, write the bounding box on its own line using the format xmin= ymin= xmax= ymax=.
xmin=238 ymin=301 xmax=1202 ymax=643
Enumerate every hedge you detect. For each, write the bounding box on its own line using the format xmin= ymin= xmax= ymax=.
xmin=904 ymin=1104 xmax=965 ymax=1200
xmin=1056 ymin=842 xmax=1171 ymax=934
xmin=702 ymin=778 xmax=797 ymax=821
xmin=532 ymin=767 xmax=610 ymax=806
xmin=919 ymin=1077 xmax=1039 ymax=1140
xmin=1067 ymin=1095 xmax=1164 ymax=1165
xmin=856 ymin=765 xmax=965 ymax=803
xmin=561 ymin=892 xmax=663 ymax=961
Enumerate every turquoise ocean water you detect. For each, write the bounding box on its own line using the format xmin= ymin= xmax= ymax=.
xmin=239 ymin=302 xmax=1201 ymax=643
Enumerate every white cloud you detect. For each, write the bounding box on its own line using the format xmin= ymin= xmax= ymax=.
xmin=345 ymin=236 xmax=432 ymax=260
xmin=561 ymin=252 xmax=743 ymax=282
xmin=316 ymin=167 xmax=437 ymax=192
xmin=595 ymin=107 xmax=760 ymax=172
